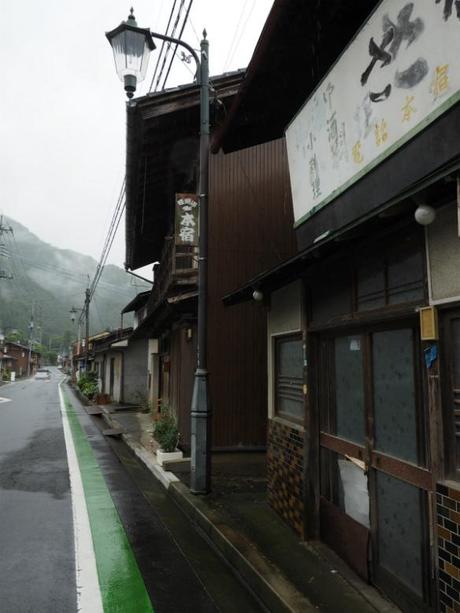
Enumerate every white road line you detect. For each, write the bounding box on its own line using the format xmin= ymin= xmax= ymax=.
xmin=0 ymin=397 xmax=12 ymax=403
xmin=58 ymin=384 xmax=104 ymax=613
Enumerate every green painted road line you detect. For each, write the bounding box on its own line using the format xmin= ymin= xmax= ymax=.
xmin=63 ymin=393 xmax=154 ymax=613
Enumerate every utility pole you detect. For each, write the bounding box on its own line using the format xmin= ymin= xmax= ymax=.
xmin=27 ymin=304 xmax=34 ymax=377
xmin=84 ymin=287 xmax=90 ymax=371
xmin=190 ymin=32 xmax=212 ymax=494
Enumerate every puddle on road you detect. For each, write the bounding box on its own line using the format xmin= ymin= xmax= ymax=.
xmin=0 ymin=427 xmax=70 ymax=499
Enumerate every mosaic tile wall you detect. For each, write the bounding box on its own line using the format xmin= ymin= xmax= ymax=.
xmin=267 ymin=419 xmax=304 ymax=538
xmin=437 ymin=482 xmax=460 ymax=612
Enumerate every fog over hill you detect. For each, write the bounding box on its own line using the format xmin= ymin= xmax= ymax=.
xmin=0 ymin=217 xmax=150 ymax=346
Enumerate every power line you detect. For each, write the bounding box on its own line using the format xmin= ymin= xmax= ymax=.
xmin=160 ymin=0 xmax=195 ymax=91
xmin=78 ymin=179 xmax=126 ymax=325
xmin=152 ymin=0 xmax=190 ymax=92
xmin=149 ymin=0 xmax=179 ymax=92
xmin=223 ymin=0 xmax=256 ymax=72
xmin=188 ymin=15 xmax=201 ymax=46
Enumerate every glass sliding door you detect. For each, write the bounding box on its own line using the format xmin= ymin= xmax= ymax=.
xmin=319 ymin=323 xmax=433 ymax=611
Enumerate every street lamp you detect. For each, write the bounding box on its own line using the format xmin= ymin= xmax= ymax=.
xmin=107 ymin=11 xmax=211 ymax=494
xmin=105 ymin=8 xmax=155 ymax=98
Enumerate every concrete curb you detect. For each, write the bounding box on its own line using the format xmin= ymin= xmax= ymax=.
xmin=100 ymin=410 xmax=179 ymax=490
xmin=97 ymin=407 xmax=395 ymax=613
xmin=169 ymin=481 xmax=316 ymax=613
xmin=99 ymin=408 xmax=315 ymax=613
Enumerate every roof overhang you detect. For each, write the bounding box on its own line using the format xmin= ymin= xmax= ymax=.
xmin=224 ymin=168 xmax=460 ymax=306
xmin=213 ymin=0 xmax=378 ymax=154
xmin=125 ymin=71 xmax=244 ymax=270
xmin=121 ymin=291 xmax=150 ymax=314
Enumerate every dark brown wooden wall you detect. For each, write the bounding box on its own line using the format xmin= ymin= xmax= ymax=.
xmin=170 ymin=325 xmax=196 ymax=452
xmin=208 ymin=139 xmax=296 ymax=448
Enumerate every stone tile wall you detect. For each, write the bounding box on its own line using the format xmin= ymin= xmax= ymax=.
xmin=437 ymin=482 xmax=460 ymax=612
xmin=267 ymin=418 xmax=304 ymax=538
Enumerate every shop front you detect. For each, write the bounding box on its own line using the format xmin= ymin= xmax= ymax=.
xmin=307 ymin=225 xmax=433 ymax=610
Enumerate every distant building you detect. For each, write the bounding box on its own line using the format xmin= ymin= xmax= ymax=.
xmin=1 ymin=341 xmax=40 ymax=377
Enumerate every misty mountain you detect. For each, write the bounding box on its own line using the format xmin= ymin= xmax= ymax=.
xmin=0 ymin=216 xmax=150 ymax=347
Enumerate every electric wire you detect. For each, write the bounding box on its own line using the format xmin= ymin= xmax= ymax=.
xmin=188 ymin=15 xmax=201 ymax=46
xmin=223 ymin=0 xmax=257 ymax=72
xmin=152 ymin=0 xmax=188 ymax=92
xmin=160 ymin=0 xmax=195 ymax=91
xmin=77 ymin=179 xmax=127 ymax=326
xmin=148 ymin=0 xmax=178 ymax=92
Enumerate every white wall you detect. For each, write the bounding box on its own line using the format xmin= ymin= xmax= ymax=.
xmin=103 ymin=351 xmax=122 ymax=403
xmin=123 ymin=338 xmax=149 ymax=404
xmin=427 ymin=202 xmax=460 ymax=304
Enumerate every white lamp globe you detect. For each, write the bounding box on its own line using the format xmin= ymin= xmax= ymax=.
xmin=414 ymin=204 xmax=436 ymax=226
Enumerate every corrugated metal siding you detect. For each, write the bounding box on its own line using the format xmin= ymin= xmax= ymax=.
xmin=208 ymin=138 xmax=296 ymax=448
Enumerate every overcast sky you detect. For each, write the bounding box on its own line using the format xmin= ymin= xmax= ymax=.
xmin=0 ymin=0 xmax=274 ymax=271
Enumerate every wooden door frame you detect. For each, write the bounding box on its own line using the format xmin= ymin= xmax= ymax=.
xmin=313 ymin=318 xmax=435 ymax=610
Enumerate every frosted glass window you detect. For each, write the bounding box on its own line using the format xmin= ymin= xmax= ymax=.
xmin=373 ymin=329 xmax=418 ymax=464
xmin=275 ymin=336 xmax=304 ymax=421
xmin=335 ymin=336 xmax=365 ymax=444
xmin=377 ymin=472 xmax=424 ymax=597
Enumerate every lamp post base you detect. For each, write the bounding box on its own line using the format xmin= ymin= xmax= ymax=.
xmin=190 ymin=368 xmax=211 ymax=494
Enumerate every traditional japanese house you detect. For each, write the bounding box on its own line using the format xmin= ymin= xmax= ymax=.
xmin=217 ymin=0 xmax=460 ymax=611
xmin=3 ymin=341 xmax=40 ymax=377
xmin=123 ymin=70 xmax=296 ymax=452
xmin=89 ymin=326 xmax=148 ymax=405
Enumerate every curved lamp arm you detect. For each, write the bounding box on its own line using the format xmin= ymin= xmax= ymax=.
xmin=149 ymin=31 xmax=201 ymax=81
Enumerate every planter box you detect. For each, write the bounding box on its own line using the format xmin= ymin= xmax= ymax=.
xmin=157 ymin=449 xmax=183 ymax=466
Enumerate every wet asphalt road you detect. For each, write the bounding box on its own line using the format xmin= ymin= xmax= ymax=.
xmin=0 ymin=370 xmax=263 ymax=613
xmin=0 ymin=371 xmax=76 ymax=613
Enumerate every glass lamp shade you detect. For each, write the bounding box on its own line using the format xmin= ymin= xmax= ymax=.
xmin=414 ymin=204 xmax=436 ymax=226
xmin=106 ymin=11 xmax=155 ymax=97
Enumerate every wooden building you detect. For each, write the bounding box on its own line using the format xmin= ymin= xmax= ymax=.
xmin=124 ymin=71 xmax=296 ymax=452
xmin=218 ymin=1 xmax=460 ymax=611
xmin=2 ymin=341 xmax=40 ymax=377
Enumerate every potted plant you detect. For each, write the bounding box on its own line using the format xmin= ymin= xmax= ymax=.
xmin=153 ymin=407 xmax=183 ymax=466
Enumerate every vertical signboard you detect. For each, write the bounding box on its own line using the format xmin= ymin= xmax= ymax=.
xmin=175 ymin=193 xmax=199 ymax=245
xmin=286 ymin=0 xmax=460 ymax=227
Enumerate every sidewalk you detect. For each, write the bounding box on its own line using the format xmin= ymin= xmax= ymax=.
xmin=98 ymin=405 xmax=400 ymax=613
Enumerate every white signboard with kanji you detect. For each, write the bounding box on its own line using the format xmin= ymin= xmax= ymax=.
xmin=286 ymin=0 xmax=460 ymax=227
xmin=175 ymin=193 xmax=199 ymax=245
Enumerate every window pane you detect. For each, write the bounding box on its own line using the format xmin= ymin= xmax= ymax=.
xmin=278 ymin=338 xmax=303 ymax=379
xmin=276 ymin=337 xmax=303 ymax=420
xmin=335 ymin=336 xmax=365 ymax=444
xmin=373 ymin=329 xmax=419 ymax=464
xmin=377 ymin=472 xmax=424 ymax=598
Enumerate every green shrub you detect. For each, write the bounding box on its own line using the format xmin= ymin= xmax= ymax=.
xmin=153 ymin=408 xmax=179 ymax=452
xmin=77 ymin=371 xmax=98 ymax=399
xmin=134 ymin=391 xmax=154 ymax=414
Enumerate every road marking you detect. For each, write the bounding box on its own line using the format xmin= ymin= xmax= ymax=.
xmin=58 ymin=385 xmax=104 ymax=613
xmin=0 ymin=397 xmax=11 ymax=403
xmin=59 ymin=384 xmax=154 ymax=613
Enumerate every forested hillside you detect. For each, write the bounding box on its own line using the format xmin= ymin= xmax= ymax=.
xmin=0 ymin=217 xmax=149 ymax=351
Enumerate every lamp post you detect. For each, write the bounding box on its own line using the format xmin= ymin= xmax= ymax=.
xmin=107 ymin=10 xmax=212 ymax=494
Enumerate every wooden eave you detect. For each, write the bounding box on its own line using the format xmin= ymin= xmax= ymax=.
xmin=212 ymin=0 xmax=379 ymax=154
xmin=125 ymin=71 xmax=244 ymax=271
